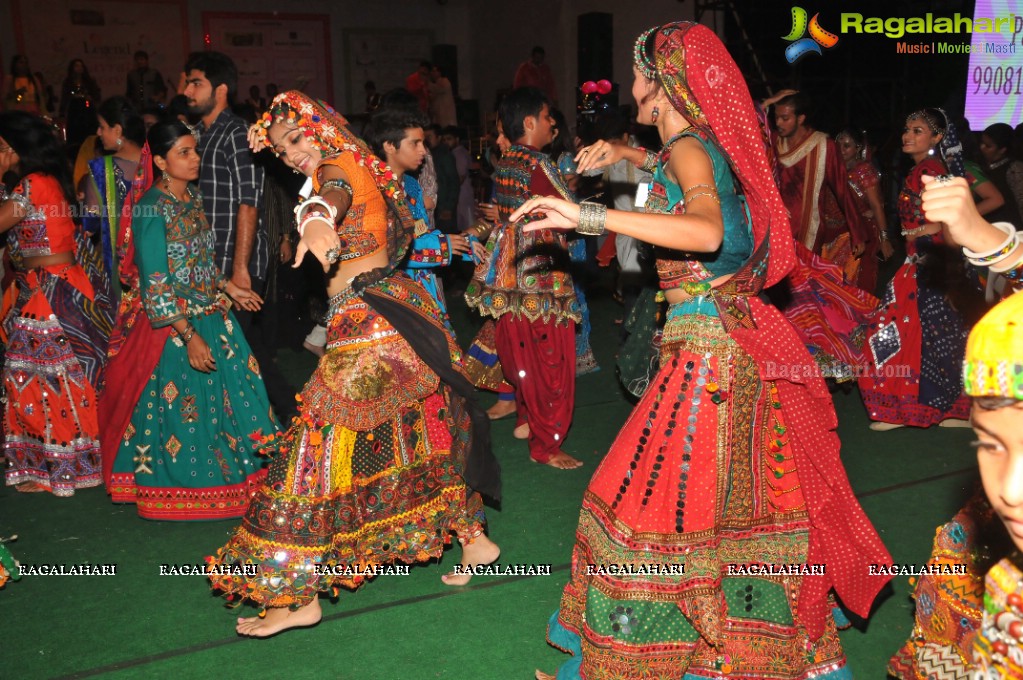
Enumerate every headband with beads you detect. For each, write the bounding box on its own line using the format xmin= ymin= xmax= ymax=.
xmin=255 ymin=91 xmax=405 ymax=204
xmin=906 ymin=107 xmax=965 ymax=177
xmin=963 ymin=291 xmax=1023 ymax=400
xmin=906 ymin=109 xmax=944 ymax=135
xmin=634 ymin=26 xmax=658 ymax=79
xmin=254 ymin=93 xmax=354 ymax=159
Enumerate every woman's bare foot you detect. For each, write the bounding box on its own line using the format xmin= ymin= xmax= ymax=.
xmin=236 ymin=598 xmax=322 ymax=637
xmin=939 ymin=418 xmax=971 ymax=428
xmin=540 ymin=451 xmax=583 ymax=470
xmin=513 ymin=422 xmax=530 ymax=439
xmin=487 ymin=400 xmax=516 ymax=420
xmin=869 ymin=421 xmax=904 ymax=431
xmin=302 ymin=340 xmax=325 ymax=358
xmin=441 ymin=533 xmax=501 ymax=586
xmin=536 ymin=671 xmax=556 ymax=680
xmin=15 ymin=482 xmax=47 ymax=493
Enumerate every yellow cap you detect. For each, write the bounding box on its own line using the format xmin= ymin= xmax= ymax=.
xmin=963 ymin=291 xmax=1023 ymax=398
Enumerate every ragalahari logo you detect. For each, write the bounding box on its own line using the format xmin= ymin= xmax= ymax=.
xmin=783 ymin=7 xmax=839 ymax=63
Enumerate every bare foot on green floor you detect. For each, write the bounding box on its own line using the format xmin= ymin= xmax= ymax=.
xmin=513 ymin=422 xmax=530 ymax=439
xmin=536 ymin=671 xmax=555 ymax=680
xmin=236 ymin=598 xmax=322 ymax=637
xmin=15 ymin=482 xmax=47 ymax=493
xmin=541 ymin=451 xmax=583 ymax=470
xmin=487 ymin=400 xmax=516 ymax=420
xmin=441 ymin=533 xmax=501 ymax=586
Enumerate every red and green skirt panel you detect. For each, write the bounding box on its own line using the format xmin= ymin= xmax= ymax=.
xmin=546 ymin=306 xmax=851 ymax=679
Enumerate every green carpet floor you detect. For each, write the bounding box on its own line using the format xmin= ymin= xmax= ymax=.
xmin=0 ymin=287 xmax=980 ymax=680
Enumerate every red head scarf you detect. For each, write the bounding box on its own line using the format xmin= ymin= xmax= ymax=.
xmin=637 ymin=22 xmax=892 ymax=639
xmin=639 ymin=22 xmax=794 ymax=290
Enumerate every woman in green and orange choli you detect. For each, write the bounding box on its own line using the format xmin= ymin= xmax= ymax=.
xmin=207 ymin=91 xmax=500 ymax=637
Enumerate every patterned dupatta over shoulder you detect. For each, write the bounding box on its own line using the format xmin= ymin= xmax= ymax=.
xmin=254 ymin=90 xmax=501 ymax=500
xmin=99 ymin=144 xmax=160 ymax=487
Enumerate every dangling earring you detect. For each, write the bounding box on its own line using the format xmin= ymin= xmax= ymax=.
xmin=651 ymin=106 xmax=660 ymax=123
xmin=927 ymin=147 xmax=936 ymax=156
xmin=161 ymin=171 xmax=170 ymax=186
xmin=116 ymin=137 xmax=123 ymax=148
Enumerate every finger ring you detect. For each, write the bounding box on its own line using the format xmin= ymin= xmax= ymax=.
xmin=935 ymin=174 xmax=954 ymax=185
xmin=325 ymin=246 xmax=341 ymax=263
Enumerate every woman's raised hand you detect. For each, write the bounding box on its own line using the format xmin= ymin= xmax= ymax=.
xmin=293 ymin=217 xmax=342 ymax=272
xmin=247 ymin=124 xmax=264 ymax=154
xmin=510 ymin=196 xmax=580 ymax=232
xmin=574 ymin=140 xmax=623 ymax=174
xmin=920 ymin=175 xmax=988 ymax=245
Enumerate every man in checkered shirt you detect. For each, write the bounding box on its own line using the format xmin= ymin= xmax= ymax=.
xmin=183 ymin=51 xmax=296 ymax=422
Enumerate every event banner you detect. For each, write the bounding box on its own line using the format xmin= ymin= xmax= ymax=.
xmin=202 ymin=12 xmax=333 ymax=104
xmin=964 ymin=0 xmax=1023 ymax=128
xmin=11 ymin=0 xmax=187 ymax=106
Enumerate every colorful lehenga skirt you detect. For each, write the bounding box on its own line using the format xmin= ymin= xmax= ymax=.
xmin=2 ymin=263 xmax=111 ymax=495
xmin=820 ymin=232 xmax=861 ymax=289
xmin=781 ymin=243 xmax=876 ymax=382
xmin=858 ymin=238 xmax=970 ymax=427
xmin=463 ymin=319 xmax=510 ymax=392
xmin=108 ymin=302 xmax=277 ymax=520
xmin=888 ymin=493 xmax=994 ymax=680
xmin=546 ymin=299 xmax=849 ymax=679
xmin=207 ymin=273 xmax=484 ymax=607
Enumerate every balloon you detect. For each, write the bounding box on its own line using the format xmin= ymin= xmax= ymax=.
xmin=596 ymin=79 xmax=612 ymax=95
xmin=580 ymin=81 xmax=598 ymax=94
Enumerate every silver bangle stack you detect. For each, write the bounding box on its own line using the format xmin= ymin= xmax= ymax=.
xmin=576 ymin=201 xmax=607 ymax=236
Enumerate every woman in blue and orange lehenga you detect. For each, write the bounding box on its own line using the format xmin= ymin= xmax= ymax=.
xmin=0 ymin=111 xmax=114 ymax=496
xmin=512 ymin=23 xmax=891 ymax=679
xmin=206 ymin=91 xmax=500 ymax=636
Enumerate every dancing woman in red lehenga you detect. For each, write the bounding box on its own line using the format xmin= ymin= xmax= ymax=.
xmin=515 ymin=22 xmax=891 ymax=680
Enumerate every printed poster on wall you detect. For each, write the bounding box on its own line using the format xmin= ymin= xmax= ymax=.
xmin=202 ymin=12 xmax=333 ymax=105
xmin=964 ymin=0 xmax=1023 ymax=128
xmin=11 ymin=0 xmax=187 ymax=107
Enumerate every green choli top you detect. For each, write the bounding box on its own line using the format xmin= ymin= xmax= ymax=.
xmin=133 ymin=185 xmax=226 ymax=327
xmin=648 ymin=129 xmax=753 ymax=291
